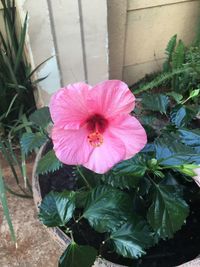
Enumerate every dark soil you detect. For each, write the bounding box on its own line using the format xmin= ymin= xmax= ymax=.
xmin=38 ymin=142 xmax=200 ymax=267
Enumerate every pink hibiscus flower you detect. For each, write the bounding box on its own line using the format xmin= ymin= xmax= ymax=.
xmin=49 ymin=80 xmax=147 ymax=174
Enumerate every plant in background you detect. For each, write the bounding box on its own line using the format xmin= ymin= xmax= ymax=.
xmin=0 ymin=0 xmax=50 ymax=242
xmin=134 ymin=34 xmax=200 ymax=108
xmin=23 ymin=79 xmax=200 ymax=267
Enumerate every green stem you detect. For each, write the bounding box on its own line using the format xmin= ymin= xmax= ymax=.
xmin=76 ymin=166 xmax=92 ymax=189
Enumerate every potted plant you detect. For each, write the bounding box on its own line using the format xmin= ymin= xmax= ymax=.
xmin=26 ymin=78 xmax=200 ymax=267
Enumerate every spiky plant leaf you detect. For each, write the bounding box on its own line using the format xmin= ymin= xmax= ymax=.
xmin=110 ymin=217 xmax=154 ymax=259
xmin=20 ymin=132 xmax=47 ymax=154
xmin=36 ymin=150 xmax=62 ymax=175
xmin=39 ymin=191 xmax=75 ymax=227
xmin=59 ymin=243 xmax=97 ymax=267
xmin=83 ymin=185 xmax=132 ymax=233
xmin=29 ymin=107 xmax=51 ymax=128
xmin=142 ymin=93 xmax=169 ymax=114
xmin=147 ymin=182 xmax=189 ymax=239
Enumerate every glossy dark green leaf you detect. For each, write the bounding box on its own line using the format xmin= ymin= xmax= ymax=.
xmin=59 ymin=243 xmax=97 ymax=267
xmin=39 ymin=191 xmax=75 ymax=227
xmin=155 ymin=134 xmax=200 ymax=166
xmin=101 ymin=174 xmax=141 ymax=189
xmin=142 ymin=93 xmax=169 ymax=114
xmin=29 ymin=107 xmax=51 ymax=128
xmin=110 ymin=217 xmax=154 ymax=259
xmin=170 ymin=105 xmax=194 ymax=128
xmin=147 ymin=183 xmax=189 ymax=239
xmin=112 ymin=155 xmax=147 ymax=177
xmin=75 ymin=191 xmax=89 ymax=208
xmin=20 ymin=132 xmax=47 ymax=154
xmin=102 ymin=155 xmax=146 ymax=189
xmin=75 ymin=166 xmax=101 ymax=188
xmin=36 ymin=150 xmax=62 ymax=175
xmin=83 ymin=186 xmax=131 ymax=233
xmin=178 ymin=128 xmax=200 ymax=153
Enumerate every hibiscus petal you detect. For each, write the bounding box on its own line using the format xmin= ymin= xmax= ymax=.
xmin=109 ymin=115 xmax=147 ymax=160
xmin=52 ymin=126 xmax=93 ymax=165
xmin=89 ymin=80 xmax=135 ymax=117
xmin=49 ymin=83 xmax=92 ymax=130
xmin=83 ymin=131 xmax=126 ymax=174
xmin=193 ymin=168 xmax=200 ymax=187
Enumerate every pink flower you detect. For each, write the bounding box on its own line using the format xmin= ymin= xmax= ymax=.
xmin=49 ymin=80 xmax=147 ymax=174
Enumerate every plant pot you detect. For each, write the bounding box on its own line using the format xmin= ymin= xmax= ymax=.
xmin=32 ymin=145 xmax=200 ymax=267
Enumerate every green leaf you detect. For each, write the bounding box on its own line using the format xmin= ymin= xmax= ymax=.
xmin=20 ymin=132 xmax=47 ymax=154
xmin=189 ymin=89 xmax=200 ymax=99
xmin=112 ymin=154 xmax=147 ymax=177
xmin=59 ymin=243 xmax=97 ymax=267
xmin=142 ymin=93 xmax=169 ymax=114
xmin=147 ymin=183 xmax=189 ymax=239
xmin=170 ymin=105 xmax=194 ymax=128
xmin=0 ymin=168 xmax=16 ymax=244
xmin=83 ymin=186 xmax=131 ymax=233
xmin=172 ymin=164 xmax=197 ymax=177
xmin=172 ymin=40 xmax=185 ymax=69
xmin=102 ymin=155 xmax=147 ymax=189
xmin=165 ymin=35 xmax=177 ymax=55
xmin=110 ymin=217 xmax=154 ymax=259
xmin=101 ymin=174 xmax=141 ymax=190
xmin=163 ymin=34 xmax=177 ymax=72
xmin=178 ymin=128 xmax=200 ymax=153
xmin=14 ymin=13 xmax=28 ymax=73
xmin=36 ymin=150 xmax=62 ymax=175
xmin=155 ymin=134 xmax=200 ymax=166
xmin=29 ymin=107 xmax=51 ymax=128
xmin=166 ymin=92 xmax=183 ymax=103
xmin=134 ymin=68 xmax=189 ymax=94
xmin=39 ymin=191 xmax=75 ymax=227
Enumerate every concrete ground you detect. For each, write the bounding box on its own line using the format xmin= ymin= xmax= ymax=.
xmin=0 ymin=157 xmax=63 ymax=267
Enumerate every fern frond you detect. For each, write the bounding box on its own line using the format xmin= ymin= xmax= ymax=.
xmin=172 ymin=40 xmax=185 ymax=69
xmin=165 ymin=34 xmax=177 ymax=56
xmin=133 ymin=67 xmax=190 ymax=94
xmin=163 ymin=35 xmax=177 ymax=72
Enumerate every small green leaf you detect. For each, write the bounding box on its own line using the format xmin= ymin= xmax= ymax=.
xmin=20 ymin=132 xmax=47 ymax=154
xmin=166 ymin=92 xmax=183 ymax=103
xmin=189 ymin=89 xmax=200 ymax=98
xmin=172 ymin=164 xmax=198 ymax=177
xmin=29 ymin=107 xmax=51 ymax=128
xmin=36 ymin=150 xmax=62 ymax=175
xmin=110 ymin=217 xmax=154 ymax=259
xmin=59 ymin=243 xmax=97 ymax=267
xmin=39 ymin=191 xmax=75 ymax=227
xmin=147 ymin=183 xmax=189 ymax=239
xmin=83 ymin=186 xmax=131 ymax=233
xmin=142 ymin=93 xmax=169 ymax=114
